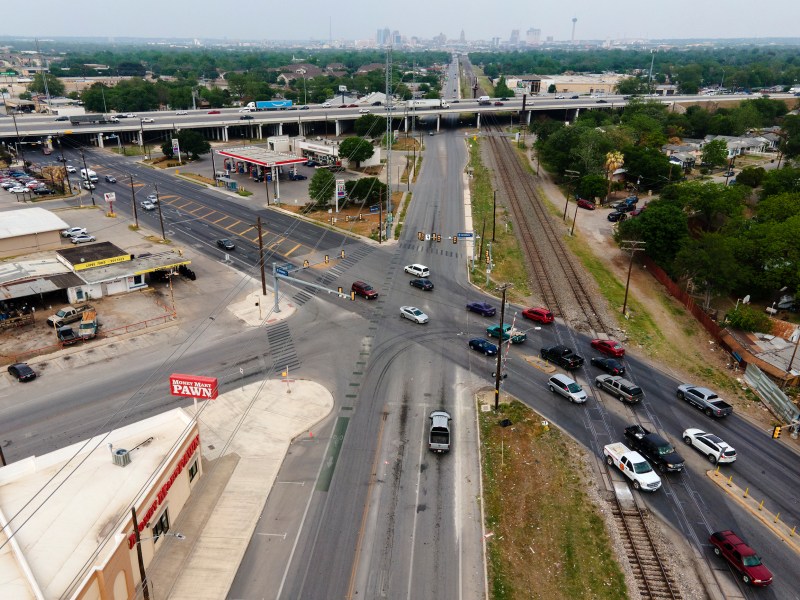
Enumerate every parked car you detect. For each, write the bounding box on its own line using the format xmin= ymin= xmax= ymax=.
xmin=404 ymin=264 xmax=430 ymax=277
xmin=607 ymin=211 xmax=627 ymax=222
xmin=708 ymin=531 xmax=772 ymax=586
xmin=466 ymin=301 xmax=496 ymax=317
xmin=548 ymin=374 xmax=587 ymax=403
xmin=400 ymin=306 xmax=429 ymax=324
xmin=522 ymin=307 xmax=554 ymax=323
xmin=590 ymin=356 xmax=626 ymax=376
xmin=351 ymin=280 xmax=378 ymax=299
xmin=591 ymin=338 xmax=625 ymax=357
xmin=576 ymin=198 xmax=595 ymax=210
xmin=409 ymin=278 xmax=434 ymax=291
xmin=71 ymin=234 xmax=97 ymax=244
xmin=288 ymin=172 xmax=307 ymax=180
xmin=105 ymin=175 xmax=116 ymax=183
xmin=216 ymin=238 xmax=235 ymax=251
xmin=8 ymin=362 xmax=36 ymax=382
xmin=304 ymin=159 xmax=319 ymax=167
xmin=468 ymin=338 xmax=498 ymax=356
xmin=682 ymin=428 xmax=736 ymax=464
xmin=66 ymin=165 xmax=77 ymax=173
xmin=629 ymin=206 xmax=647 ymax=217
xmin=61 ymin=227 xmax=87 ymax=238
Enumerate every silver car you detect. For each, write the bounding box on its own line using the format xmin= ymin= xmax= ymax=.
xmin=400 ymin=306 xmax=429 ymax=324
xmin=548 ymin=374 xmax=587 ymax=403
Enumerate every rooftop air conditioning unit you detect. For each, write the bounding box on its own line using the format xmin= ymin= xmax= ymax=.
xmin=112 ymin=448 xmax=131 ymax=467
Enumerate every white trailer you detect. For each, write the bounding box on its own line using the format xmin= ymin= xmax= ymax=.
xmin=406 ymin=99 xmax=450 ymax=109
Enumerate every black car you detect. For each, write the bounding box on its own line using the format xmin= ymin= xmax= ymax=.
xmin=240 ymin=115 xmax=254 ymax=120
xmin=468 ymin=338 xmax=498 ymax=356
xmin=8 ymin=362 xmax=36 ymax=382
xmin=607 ymin=211 xmax=627 ymax=222
xmin=371 ymin=101 xmax=383 ymax=106
xmin=33 ymin=187 xmax=54 ymax=195
xmin=305 ymin=159 xmax=319 ymax=167
xmin=590 ymin=356 xmax=626 ymax=376
xmin=288 ymin=173 xmax=307 ymax=181
xmin=596 ymin=99 xmax=608 ymax=104
xmin=409 ymin=278 xmax=434 ymax=291
xmin=55 ymin=116 xmax=69 ymax=121
xmin=105 ymin=175 xmax=117 ymax=183
xmin=217 ymin=238 xmax=235 ymax=251
xmin=466 ymin=301 xmax=496 ymax=317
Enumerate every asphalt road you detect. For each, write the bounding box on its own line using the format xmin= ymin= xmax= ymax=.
xmin=3 ymin=66 xmax=800 ymax=597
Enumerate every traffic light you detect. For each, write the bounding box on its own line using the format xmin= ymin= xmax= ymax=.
xmin=324 ymin=254 xmax=329 ymax=264
xmin=303 ymin=260 xmax=309 ymax=268
xmin=337 ymin=286 xmax=343 ymax=294
xmin=452 ymin=235 xmax=458 ymax=244
xmin=418 ymin=231 xmax=424 ymax=241
xmin=340 ymin=249 xmax=345 ymax=259
xmin=485 ymin=250 xmax=490 ymax=264
xmin=772 ymin=426 xmax=782 ymax=439
xmin=436 ymin=234 xmax=442 ymax=243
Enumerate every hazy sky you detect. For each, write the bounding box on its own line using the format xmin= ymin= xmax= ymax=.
xmin=5 ymin=0 xmax=800 ymax=42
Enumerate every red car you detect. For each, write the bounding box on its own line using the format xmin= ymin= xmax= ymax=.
xmin=591 ymin=338 xmax=625 ymax=357
xmin=576 ymin=198 xmax=595 ymax=210
xmin=709 ymin=531 xmax=773 ymax=586
xmin=522 ymin=307 xmax=554 ymax=324
xmin=494 ymin=101 xmax=504 ymax=106
xmin=208 ymin=110 xmax=221 ymax=114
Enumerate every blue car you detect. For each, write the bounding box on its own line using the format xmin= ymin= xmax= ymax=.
xmin=466 ymin=301 xmax=496 ymax=317
xmin=469 ymin=338 xmax=498 ymax=356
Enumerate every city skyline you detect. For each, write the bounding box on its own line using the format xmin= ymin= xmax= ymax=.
xmin=2 ymin=0 xmax=799 ymax=44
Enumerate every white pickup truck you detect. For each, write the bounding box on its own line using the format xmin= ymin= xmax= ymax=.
xmin=603 ymin=443 xmax=662 ymax=491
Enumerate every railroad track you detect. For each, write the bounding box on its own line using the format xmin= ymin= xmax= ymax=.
xmin=482 ymin=121 xmax=611 ymax=335
xmin=611 ymin=497 xmax=682 ymax=599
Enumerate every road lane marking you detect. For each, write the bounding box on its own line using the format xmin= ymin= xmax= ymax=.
xmin=284 ymin=243 xmax=302 ymax=257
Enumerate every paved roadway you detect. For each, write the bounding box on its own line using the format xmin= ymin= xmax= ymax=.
xmin=4 ymin=85 xmax=800 ymax=597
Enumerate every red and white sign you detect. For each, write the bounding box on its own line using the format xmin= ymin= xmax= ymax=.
xmin=169 ymin=373 xmax=219 ymax=399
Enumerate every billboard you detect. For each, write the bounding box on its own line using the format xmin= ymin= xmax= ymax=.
xmin=336 ymin=179 xmax=346 ymax=199
xmin=169 ymin=373 xmax=219 ymax=399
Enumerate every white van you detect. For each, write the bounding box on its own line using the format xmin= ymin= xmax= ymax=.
xmin=478 ymin=95 xmax=491 ymax=105
xmin=548 ymin=374 xmax=587 ymax=403
xmin=80 ymin=168 xmax=98 ymax=183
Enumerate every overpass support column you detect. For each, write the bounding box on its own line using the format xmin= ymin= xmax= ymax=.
xmin=298 ymin=121 xmax=304 ymax=137
xmin=223 ymin=126 xmax=229 ymax=142
xmin=526 ymin=110 xmax=532 ymax=126
xmin=436 ymin=115 xmax=440 ymax=132
xmin=335 ymin=119 xmax=341 ymax=137
xmin=97 ymin=133 xmax=104 ymax=148
xmin=257 ymin=124 xmax=263 ymax=140
xmin=477 ymin=114 xmax=481 ymax=129
xmin=404 ymin=116 xmax=408 ymax=132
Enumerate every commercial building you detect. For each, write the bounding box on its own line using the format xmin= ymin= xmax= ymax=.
xmin=0 ymin=409 xmax=202 ymax=600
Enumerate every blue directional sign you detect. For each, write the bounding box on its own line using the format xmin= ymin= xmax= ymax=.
xmin=457 ymin=232 xmax=474 ymax=238
xmin=370 ymin=205 xmax=380 ymax=213
xmin=276 ymin=267 xmax=289 ymax=276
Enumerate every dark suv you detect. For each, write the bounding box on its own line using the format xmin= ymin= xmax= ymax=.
xmin=624 ymin=424 xmax=685 ymax=472
xmin=351 ymin=281 xmax=378 ymax=299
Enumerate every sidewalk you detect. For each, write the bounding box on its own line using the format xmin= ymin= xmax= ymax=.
xmin=146 ymin=378 xmax=333 ymax=600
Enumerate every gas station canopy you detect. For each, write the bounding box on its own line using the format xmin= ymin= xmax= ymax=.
xmin=216 ymin=146 xmax=306 ymax=168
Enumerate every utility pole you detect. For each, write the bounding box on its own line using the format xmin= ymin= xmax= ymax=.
xmin=80 ymin=149 xmax=95 ymax=206
xmin=563 ymin=170 xmax=580 ymax=220
xmin=492 ymin=190 xmax=497 ymax=242
xmin=257 ymin=216 xmax=267 ymax=295
xmin=494 ymin=283 xmax=513 ymax=410
xmin=154 ymin=184 xmax=166 ymax=241
xmin=131 ymin=507 xmax=150 ymax=600
xmin=129 ymin=174 xmax=139 ymax=228
xmin=384 ymin=47 xmax=393 ymax=242
xmin=620 ymin=240 xmax=646 ymax=316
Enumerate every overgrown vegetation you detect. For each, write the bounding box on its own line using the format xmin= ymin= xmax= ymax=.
xmin=480 ymin=399 xmax=628 ymax=600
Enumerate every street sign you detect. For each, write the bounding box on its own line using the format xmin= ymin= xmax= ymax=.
xmin=370 ymin=205 xmax=379 ymax=213
xmin=457 ymin=232 xmax=474 ymax=238
xmin=103 ymin=192 xmax=116 ymax=203
xmin=276 ymin=267 xmax=289 ymax=277
xmin=336 ymin=179 xmax=345 ymax=199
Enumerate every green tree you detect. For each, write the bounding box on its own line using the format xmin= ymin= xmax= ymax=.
xmin=674 ymin=233 xmax=749 ymax=298
xmin=161 ymin=141 xmax=175 ymax=159
xmin=28 ymin=72 xmax=65 ymax=96
xmin=735 ymin=166 xmax=766 ymax=188
xmin=354 ymin=114 xmax=387 ymax=137
xmin=756 ymin=192 xmax=800 ymax=223
xmin=177 ymin=130 xmax=210 ymax=159
xmin=621 ymin=145 xmax=673 ymax=190
xmin=781 ymin=114 xmax=800 ymax=159
xmin=493 ymin=76 xmax=514 ymax=98
xmin=760 ymin=166 xmax=800 ymax=198
xmin=616 ymin=77 xmax=648 ymax=95
xmin=616 ymin=200 xmax=689 ymax=272
xmin=309 ymin=168 xmax=336 ymax=207
xmin=344 ymin=177 xmax=387 ymax=205
xmin=339 ymin=137 xmax=374 ymax=168
xmin=576 ymin=174 xmax=607 ymax=200
xmin=701 ymin=139 xmax=729 ymax=167
xmin=725 ymin=304 xmax=772 ymax=333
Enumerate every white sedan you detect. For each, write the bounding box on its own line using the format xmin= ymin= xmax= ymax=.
xmin=400 ymin=306 xmax=429 ymax=324
xmin=141 ymin=117 xmax=155 ymax=123
xmin=682 ymin=428 xmax=737 ymax=464
xmin=61 ymin=226 xmax=87 ymax=238
xmin=176 ymin=111 xmax=188 ymax=115
xmin=66 ymin=165 xmax=77 ymax=173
